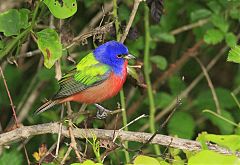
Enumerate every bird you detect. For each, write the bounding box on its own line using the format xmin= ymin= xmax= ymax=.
xmin=35 ymin=40 xmax=135 ymax=116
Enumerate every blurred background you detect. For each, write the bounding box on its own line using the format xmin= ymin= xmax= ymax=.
xmin=0 ymin=0 xmax=240 ymax=164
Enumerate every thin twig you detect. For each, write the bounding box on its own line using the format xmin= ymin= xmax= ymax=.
xmin=0 ymin=66 xmax=19 ymax=127
xmin=203 ymin=110 xmax=239 ymax=127
xmin=194 ymin=57 xmax=221 ymax=114
xmin=113 ymin=114 xmax=147 ymax=142
xmin=170 ymin=19 xmax=209 ymax=35
xmin=69 ymin=124 xmax=82 ymax=162
xmin=55 ymin=105 xmax=64 ymax=157
xmin=120 ymin=0 xmax=142 ymax=43
xmin=231 ymin=92 xmax=240 ymax=110
xmin=23 ymin=145 xmax=31 ymax=165
xmin=67 ymin=102 xmax=82 ymax=162
xmin=61 ymin=146 xmax=72 ymax=165
xmin=0 ymin=66 xmax=31 ymax=164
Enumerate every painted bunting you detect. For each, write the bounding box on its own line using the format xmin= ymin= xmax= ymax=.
xmin=35 ymin=41 xmax=134 ymax=115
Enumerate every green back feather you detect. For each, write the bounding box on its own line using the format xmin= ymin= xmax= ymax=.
xmin=53 ymin=52 xmax=111 ymax=99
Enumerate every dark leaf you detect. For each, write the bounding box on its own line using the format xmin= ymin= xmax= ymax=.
xmin=147 ymin=0 xmax=164 ymax=23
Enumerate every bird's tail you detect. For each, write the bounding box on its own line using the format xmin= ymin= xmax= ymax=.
xmin=34 ymin=100 xmax=60 ymax=116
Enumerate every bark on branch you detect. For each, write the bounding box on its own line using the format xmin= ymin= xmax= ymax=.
xmin=0 ymin=122 xmax=238 ymax=156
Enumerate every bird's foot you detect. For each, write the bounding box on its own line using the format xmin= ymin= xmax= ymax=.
xmin=94 ymin=104 xmax=112 ymax=119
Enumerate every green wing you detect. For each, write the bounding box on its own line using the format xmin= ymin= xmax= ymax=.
xmin=53 ymin=52 xmax=111 ymax=99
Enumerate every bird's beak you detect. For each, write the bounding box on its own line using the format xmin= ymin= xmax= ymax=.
xmin=124 ymin=54 xmax=135 ymax=60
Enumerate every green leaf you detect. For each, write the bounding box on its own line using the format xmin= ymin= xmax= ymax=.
xmin=196 ymin=132 xmax=210 ymax=150
xmin=207 ymin=1 xmax=221 ymax=14
xmin=190 ymin=9 xmax=212 ymax=22
xmin=83 ymin=0 xmax=95 ymax=8
xmin=126 ymin=37 xmax=144 ymax=57
xmin=36 ymin=28 xmax=62 ymax=69
xmin=133 ymin=155 xmax=161 ymax=165
xmin=38 ymin=67 xmax=56 ymax=80
xmin=155 ymin=92 xmax=173 ymax=109
xmin=156 ymin=32 xmax=176 ymax=44
xmin=210 ymin=14 xmax=229 ymax=33
xmin=230 ymin=7 xmax=240 ymax=20
xmin=204 ymin=109 xmax=235 ymax=134
xmin=150 ymin=56 xmax=168 ymax=70
xmin=167 ymin=111 xmax=195 ymax=139
xmin=168 ymin=76 xmax=186 ymax=96
xmin=43 ymin=0 xmax=77 ymax=19
xmin=188 ymin=150 xmax=240 ymax=165
xmin=71 ymin=160 xmax=103 ymax=165
xmin=118 ymin=4 xmax=130 ymax=21
xmin=227 ymin=45 xmax=240 ymax=64
xmin=19 ymin=9 xmax=30 ymax=29
xmin=203 ymin=134 xmax=240 ymax=152
xmin=194 ymin=88 xmax=236 ymax=110
xmin=225 ymin=32 xmax=237 ymax=48
xmin=0 ymin=9 xmax=30 ymax=36
xmin=204 ymin=29 xmax=224 ymax=45
xmin=0 ymin=149 xmax=23 ymax=165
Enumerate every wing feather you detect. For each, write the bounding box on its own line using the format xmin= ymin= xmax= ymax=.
xmin=53 ymin=53 xmax=111 ymax=99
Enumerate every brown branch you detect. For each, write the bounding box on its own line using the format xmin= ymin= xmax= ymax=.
xmin=0 ymin=123 xmax=238 ymax=156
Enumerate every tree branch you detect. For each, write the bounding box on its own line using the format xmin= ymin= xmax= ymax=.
xmin=0 ymin=123 xmax=239 ymax=156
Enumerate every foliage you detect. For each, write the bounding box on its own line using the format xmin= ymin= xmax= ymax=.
xmin=0 ymin=0 xmax=240 ymax=164
xmin=0 ymin=149 xmax=23 ymax=165
xmin=197 ymin=132 xmax=240 ymax=152
xmin=36 ymin=28 xmax=62 ymax=68
xmin=71 ymin=160 xmax=103 ymax=165
xmin=188 ymin=150 xmax=240 ymax=165
xmin=43 ymin=0 xmax=77 ymax=19
xmin=0 ymin=9 xmax=29 ymax=36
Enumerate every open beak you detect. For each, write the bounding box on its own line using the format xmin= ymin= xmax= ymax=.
xmin=124 ymin=54 xmax=135 ymax=60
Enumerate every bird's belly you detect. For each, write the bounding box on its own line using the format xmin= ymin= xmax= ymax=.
xmin=62 ymin=73 xmax=126 ymax=104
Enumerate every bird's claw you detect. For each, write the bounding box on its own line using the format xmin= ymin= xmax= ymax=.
xmin=95 ymin=104 xmax=111 ymax=119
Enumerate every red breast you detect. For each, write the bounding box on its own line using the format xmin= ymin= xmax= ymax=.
xmin=60 ymin=61 xmax=128 ymax=104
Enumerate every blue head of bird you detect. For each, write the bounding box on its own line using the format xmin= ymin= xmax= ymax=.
xmin=93 ymin=41 xmax=134 ymax=75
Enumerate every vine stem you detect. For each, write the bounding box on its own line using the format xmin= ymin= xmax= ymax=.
xmin=143 ymin=4 xmax=161 ymax=155
xmin=113 ymin=0 xmax=130 ymax=162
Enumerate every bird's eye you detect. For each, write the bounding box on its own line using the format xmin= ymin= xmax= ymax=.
xmin=117 ymin=54 xmax=123 ymax=58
